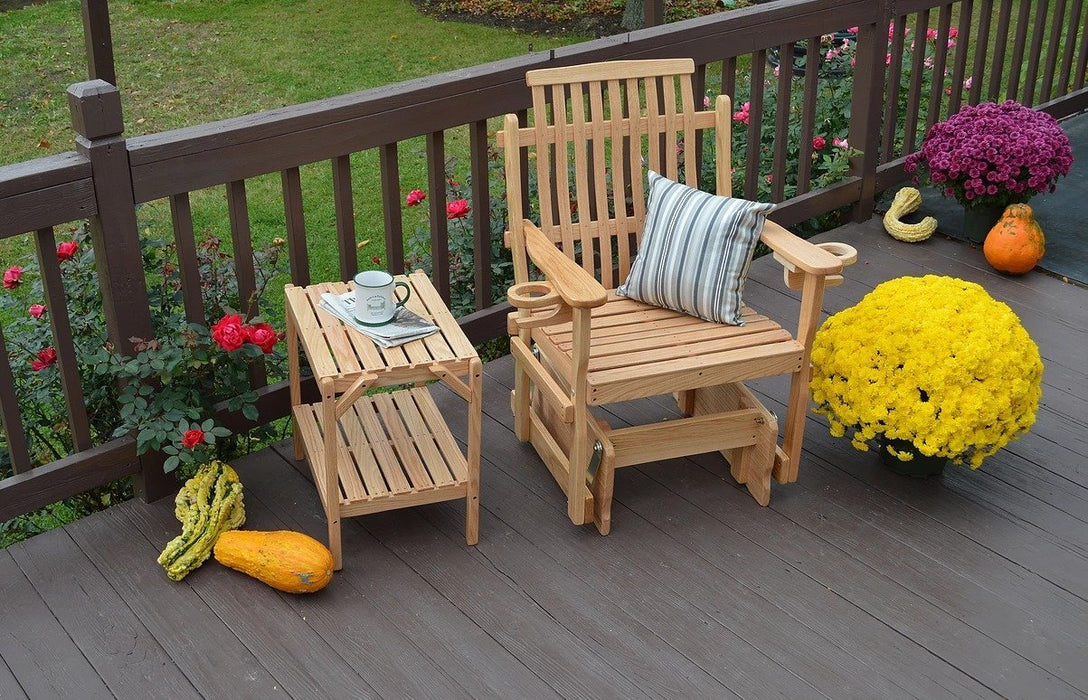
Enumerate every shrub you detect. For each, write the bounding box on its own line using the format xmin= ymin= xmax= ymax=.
xmin=0 ymin=224 xmax=289 ymax=546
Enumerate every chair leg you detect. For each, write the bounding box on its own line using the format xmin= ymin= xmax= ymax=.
xmin=692 ymin=382 xmax=776 ymax=506
xmin=776 ymin=369 xmax=809 ymax=484
xmin=513 ymin=356 xmax=532 ymax=442
xmin=328 ymin=512 xmax=342 ymax=571
xmin=736 ymin=416 xmax=776 ymax=506
xmin=589 ymin=420 xmax=615 ymax=535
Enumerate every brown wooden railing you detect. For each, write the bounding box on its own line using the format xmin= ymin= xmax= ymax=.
xmin=2 ymin=0 xmax=1086 ymax=522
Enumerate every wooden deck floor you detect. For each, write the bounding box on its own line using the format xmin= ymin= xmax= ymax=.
xmin=3 ymin=217 xmax=1087 ymax=699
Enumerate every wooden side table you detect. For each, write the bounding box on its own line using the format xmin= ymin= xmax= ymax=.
xmin=285 ymin=271 xmax=481 ymax=570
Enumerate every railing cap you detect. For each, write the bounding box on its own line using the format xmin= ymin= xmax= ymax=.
xmin=67 ymin=79 xmax=124 ymax=140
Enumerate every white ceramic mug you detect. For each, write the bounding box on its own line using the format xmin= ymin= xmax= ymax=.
xmin=353 ymin=270 xmax=411 ymax=326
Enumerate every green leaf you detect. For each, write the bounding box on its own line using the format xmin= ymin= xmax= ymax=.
xmin=242 ymin=404 xmax=259 ymax=421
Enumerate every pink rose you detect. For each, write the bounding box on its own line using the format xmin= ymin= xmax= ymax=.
xmin=446 ymin=198 xmax=471 ymax=220
xmin=405 ymin=189 xmax=426 ymax=207
xmin=4 ymin=265 xmax=23 ymax=289
xmin=181 ymin=429 xmax=205 ymax=449
xmin=211 ymin=314 xmax=246 ymax=352
xmin=56 ymin=241 xmax=78 ymax=262
xmin=812 ymin=136 xmax=826 ymax=151
xmin=31 ymin=347 xmax=57 ymax=371
xmin=245 ymin=323 xmax=279 ymax=354
xmin=28 ymin=304 xmax=46 ymax=319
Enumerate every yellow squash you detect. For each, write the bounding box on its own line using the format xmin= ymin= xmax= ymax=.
xmin=883 ymin=187 xmax=938 ymax=242
xmin=214 ymin=530 xmax=335 ymax=593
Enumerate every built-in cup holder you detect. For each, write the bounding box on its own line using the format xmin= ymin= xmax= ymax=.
xmin=777 ymin=241 xmax=858 ymax=290
xmin=816 ymin=241 xmax=858 ymax=267
xmin=508 ymin=281 xmax=561 ymax=309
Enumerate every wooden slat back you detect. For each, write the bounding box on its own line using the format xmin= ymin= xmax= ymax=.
xmin=505 ymin=59 xmax=721 ymax=288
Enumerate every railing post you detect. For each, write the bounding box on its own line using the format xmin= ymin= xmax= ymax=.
xmin=847 ymin=5 xmax=893 ymax=223
xmin=644 ymin=0 xmax=664 ymax=28
xmin=80 ymin=0 xmax=117 ymax=85
xmin=67 ymin=79 xmax=174 ymax=502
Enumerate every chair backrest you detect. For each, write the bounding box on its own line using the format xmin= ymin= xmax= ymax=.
xmin=499 ymin=58 xmax=733 ymax=289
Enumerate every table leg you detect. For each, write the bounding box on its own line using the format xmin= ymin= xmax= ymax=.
xmin=320 ymin=377 xmax=342 ymax=570
xmin=287 ymin=302 xmax=304 ymax=461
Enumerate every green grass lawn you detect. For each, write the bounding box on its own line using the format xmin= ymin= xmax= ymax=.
xmin=0 ymin=0 xmax=586 ymax=283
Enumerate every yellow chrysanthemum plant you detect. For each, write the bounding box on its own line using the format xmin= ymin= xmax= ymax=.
xmin=809 ymin=275 xmax=1043 ymax=469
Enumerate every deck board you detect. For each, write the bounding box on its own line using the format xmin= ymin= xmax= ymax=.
xmin=7 ymin=527 xmax=198 ymax=699
xmin=0 ymin=548 xmax=113 ymax=698
xmin=4 ymin=218 xmax=1088 ymax=698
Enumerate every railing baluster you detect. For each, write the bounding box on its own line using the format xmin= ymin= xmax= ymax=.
xmin=720 ymin=56 xmax=737 ymax=105
xmin=379 ymin=144 xmax=404 ymax=276
xmin=225 ymin=180 xmax=265 ymax=388
xmin=426 ymin=131 xmax=450 ymax=302
xmin=169 ymin=193 xmax=204 ymax=325
xmin=331 ymin=155 xmax=357 ymax=282
xmin=798 ymin=35 xmax=821 ymax=191
xmin=225 ymin=181 xmax=257 ymax=320
xmin=1076 ymin=5 xmax=1088 ymax=90
xmin=970 ymin=0 xmax=993 ymax=104
xmin=988 ymin=0 xmax=1014 ymax=100
xmin=1058 ymin=0 xmax=1084 ymax=92
xmin=883 ymin=18 xmax=907 ymax=160
xmin=1040 ymin=0 xmax=1067 ymax=101
xmin=469 ymin=120 xmax=492 ymax=311
xmin=926 ymin=6 xmax=952 ymax=129
xmin=281 ymin=166 xmax=309 ymax=287
xmin=903 ymin=11 xmax=930 ymax=154
xmin=34 ymin=227 xmax=92 ymax=452
xmin=949 ymin=0 xmax=974 ymax=114
xmin=744 ymin=50 xmax=767 ymax=200
xmin=1007 ymin=0 xmax=1034 ymax=100
xmin=1023 ymin=0 xmax=1051 ymax=103
xmin=771 ymin=42 xmax=792 ymax=202
xmin=0 ymin=328 xmax=32 ymax=473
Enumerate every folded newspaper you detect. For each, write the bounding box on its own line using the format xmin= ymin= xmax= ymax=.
xmin=319 ymin=291 xmax=439 ymax=348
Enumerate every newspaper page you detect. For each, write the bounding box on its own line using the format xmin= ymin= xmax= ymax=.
xmin=319 ymin=292 xmax=439 ymax=348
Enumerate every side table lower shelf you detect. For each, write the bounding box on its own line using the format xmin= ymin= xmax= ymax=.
xmin=292 ymin=385 xmax=470 ymax=522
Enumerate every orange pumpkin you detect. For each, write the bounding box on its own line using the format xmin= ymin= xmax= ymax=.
xmin=983 ymin=204 xmax=1046 ymax=274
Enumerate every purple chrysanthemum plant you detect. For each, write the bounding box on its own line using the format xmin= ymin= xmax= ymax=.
xmin=905 ymin=100 xmax=1074 ymax=210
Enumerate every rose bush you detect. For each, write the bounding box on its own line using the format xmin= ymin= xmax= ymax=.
xmin=1 ymin=224 xmax=289 ymax=544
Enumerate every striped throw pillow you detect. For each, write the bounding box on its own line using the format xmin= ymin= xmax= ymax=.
xmin=618 ymin=171 xmax=776 ymax=325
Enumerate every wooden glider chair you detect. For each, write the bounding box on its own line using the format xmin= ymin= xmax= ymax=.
xmin=497 ymin=58 xmax=856 ymax=534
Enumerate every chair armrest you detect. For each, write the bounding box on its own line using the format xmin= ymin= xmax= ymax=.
xmin=523 ymin=221 xmax=608 ymax=308
xmin=760 ymin=220 xmax=843 ymax=276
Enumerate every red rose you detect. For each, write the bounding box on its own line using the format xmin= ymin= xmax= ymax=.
xmin=446 ymin=198 xmax=471 ymax=220
xmin=181 ymin=429 xmax=205 ymax=448
xmin=211 ymin=314 xmax=246 ymax=351
xmin=28 ymin=304 xmax=46 ymax=319
xmin=4 ymin=265 xmax=23 ymax=289
xmin=405 ymin=189 xmax=426 ymax=207
xmin=245 ymin=323 xmax=278 ymax=354
xmin=812 ymin=136 xmax=827 ymax=151
xmin=56 ymin=241 xmax=78 ymax=262
xmin=30 ymin=347 xmax=57 ymax=371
